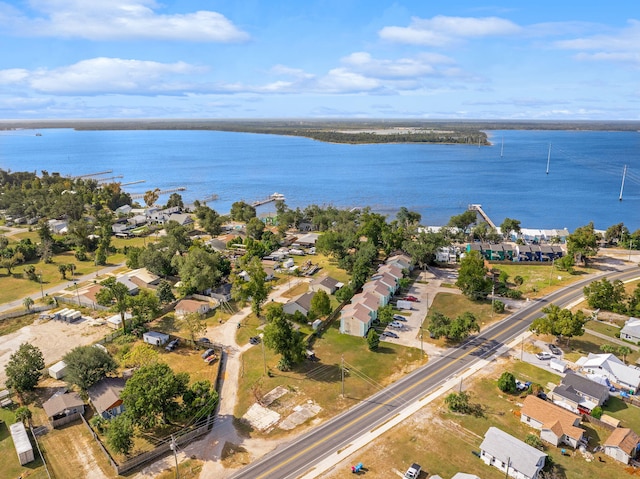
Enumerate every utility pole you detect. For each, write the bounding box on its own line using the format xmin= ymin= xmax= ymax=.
xmin=630 ymin=240 xmax=635 ymax=262
xmin=341 ymin=355 xmax=345 ymax=398
xmin=548 ymin=258 xmax=555 ymax=287
xmin=74 ymin=281 xmax=81 ymax=306
xmin=260 ymin=333 xmax=267 ymax=376
xmin=39 ymin=271 xmax=44 ymax=299
xmin=420 ymin=328 xmax=424 ymax=358
xmin=491 ymin=283 xmax=495 ymax=319
xmin=170 ymin=435 xmax=180 ymax=479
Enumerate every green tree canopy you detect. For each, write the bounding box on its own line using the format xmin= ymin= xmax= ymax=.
xmin=499 ymin=217 xmax=522 ymax=240
xmin=106 ymin=414 xmax=135 ymax=456
xmin=173 ymin=245 xmax=227 ymax=294
xmin=5 ymin=343 xmax=45 ymax=392
xmin=497 ymin=371 xmax=517 ymax=393
xmin=567 ymin=222 xmax=599 ymax=265
xmin=367 ymin=328 xmax=380 ymax=351
xmin=530 ymin=303 xmax=587 ymax=345
xmin=232 ymin=256 xmax=269 ymax=317
xmin=456 ymin=250 xmax=492 ymax=300
xmin=310 ymin=290 xmax=332 ymax=318
xmin=230 ymin=201 xmax=256 ymax=222
xmin=263 ymin=303 xmax=306 ymax=371
xmin=96 ymin=277 xmax=131 ymax=333
xmin=63 ymin=345 xmax=118 ymax=390
xmin=583 ymin=278 xmax=627 ymax=314
xmin=121 ymin=362 xmax=189 ymax=429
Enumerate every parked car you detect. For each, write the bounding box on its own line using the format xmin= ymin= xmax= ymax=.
xmin=381 ymin=331 xmax=399 ymax=338
xmin=198 ymin=337 xmax=211 ymax=344
xmin=404 ymin=295 xmax=419 ymax=302
xmin=548 ymin=344 xmax=562 ymax=355
xmin=165 ymin=338 xmax=179 ymax=351
xmin=536 ymin=352 xmax=553 ymax=360
xmin=404 ymin=463 xmax=421 ymax=479
xmin=516 ymin=380 xmax=531 ymax=391
xmin=249 ymin=336 xmax=261 ymax=345
xmin=389 ymin=321 xmax=404 ymax=329
xmin=201 ymin=348 xmax=215 ymax=359
xmin=393 ymin=314 xmax=407 ymax=322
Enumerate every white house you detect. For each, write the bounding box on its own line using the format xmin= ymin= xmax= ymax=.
xmin=620 ymin=317 xmax=640 ymax=344
xmin=576 ymin=353 xmax=640 ymax=393
xmin=480 ymin=427 xmax=547 ymax=479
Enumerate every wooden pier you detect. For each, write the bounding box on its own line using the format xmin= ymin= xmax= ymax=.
xmin=72 ymin=170 xmax=113 ymax=179
xmin=130 ymin=187 xmax=186 ymax=200
xmin=468 ymin=204 xmax=496 ymax=229
xmin=251 ymin=193 xmax=285 ymax=207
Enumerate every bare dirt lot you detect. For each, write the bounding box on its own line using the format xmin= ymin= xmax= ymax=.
xmin=0 ymin=316 xmax=110 ymax=384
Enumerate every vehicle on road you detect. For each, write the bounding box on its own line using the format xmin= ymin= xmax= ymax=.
xmin=404 ymin=296 xmax=419 ymax=302
xmin=381 ymin=331 xmax=399 ymax=338
xmin=536 ymin=352 xmax=552 ymax=360
xmin=389 ymin=321 xmax=404 ymax=329
xmin=404 ymin=463 xmax=421 ymax=479
xmin=549 ymin=344 xmax=562 ymax=355
xmin=393 ymin=314 xmax=407 ymax=322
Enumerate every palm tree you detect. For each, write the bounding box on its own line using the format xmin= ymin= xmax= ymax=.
xmin=617 ymin=345 xmax=632 ymax=364
xmin=96 ymin=277 xmax=131 ymax=333
xmin=23 ymin=297 xmax=34 ymax=311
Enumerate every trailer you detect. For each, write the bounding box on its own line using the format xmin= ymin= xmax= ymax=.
xmin=49 ymin=360 xmax=67 ymax=379
xmin=396 ymin=300 xmax=413 ymax=310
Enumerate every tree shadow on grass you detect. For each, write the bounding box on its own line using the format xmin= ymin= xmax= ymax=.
xmin=604 ymin=396 xmax=628 ymax=413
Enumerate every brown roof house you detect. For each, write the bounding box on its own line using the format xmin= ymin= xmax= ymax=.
xmin=42 ymin=391 xmax=85 ymax=428
xmin=175 ymin=299 xmax=211 ymax=319
xmin=88 ymin=377 xmax=126 ymax=419
xmin=520 ymin=395 xmax=586 ymax=448
xmin=603 ymin=428 xmax=640 ymax=464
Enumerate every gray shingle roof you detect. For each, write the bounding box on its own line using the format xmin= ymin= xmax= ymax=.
xmin=480 ymin=427 xmax=546 ymax=479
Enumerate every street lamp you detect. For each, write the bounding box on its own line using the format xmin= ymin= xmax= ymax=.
xmin=74 ymin=281 xmax=81 ymax=306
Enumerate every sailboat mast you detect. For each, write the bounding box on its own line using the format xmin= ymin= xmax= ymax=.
xmin=546 ymin=143 xmax=551 ymax=174
xmin=619 ymin=165 xmax=627 ymax=201
xmin=500 ymin=137 xmax=504 ymax=158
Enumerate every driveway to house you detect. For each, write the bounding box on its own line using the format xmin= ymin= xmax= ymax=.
xmin=134 ymin=278 xmax=310 ymax=479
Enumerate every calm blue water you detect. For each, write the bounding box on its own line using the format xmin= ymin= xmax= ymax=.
xmin=0 ymin=128 xmax=638 ymax=231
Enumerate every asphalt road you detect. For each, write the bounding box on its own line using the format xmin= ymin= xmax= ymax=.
xmin=228 ymin=265 xmax=640 ymax=479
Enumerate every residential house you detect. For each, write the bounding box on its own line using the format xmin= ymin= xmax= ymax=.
xmin=167 ymin=213 xmax=194 ymax=226
xmin=88 ymin=377 xmax=126 ymax=419
xmin=483 ymin=243 xmax=505 ymax=261
xmin=47 ymin=218 xmax=68 ymax=234
xmin=480 ymin=427 xmax=547 ymax=479
xmin=42 ymin=391 xmax=85 ymax=428
xmin=175 ymin=299 xmax=211 ymax=319
xmin=362 ymin=281 xmax=392 ymax=307
xmin=115 ymin=204 xmax=132 ymax=215
xmin=549 ymin=371 xmax=609 ymax=414
xmin=520 ymin=395 xmax=585 ymax=448
xmin=310 ymin=275 xmax=340 ymax=295
xmin=115 ymin=275 xmax=139 ymax=295
xmin=283 ymin=292 xmax=315 ymax=316
xmin=576 ymin=353 xmax=640 ymax=393
xmin=210 ymin=283 xmax=232 ymax=302
xmin=386 ymin=253 xmax=413 ymax=271
xmin=127 ymin=214 xmax=148 ymax=226
xmin=377 ymin=263 xmax=403 ymax=281
xmin=125 ymin=268 xmax=161 ymax=289
xmin=516 ymin=244 xmax=534 ymax=262
xmin=620 ymin=317 xmax=640 ymax=344
xmin=436 ymin=246 xmax=458 ymax=263
xmin=603 ymin=428 xmax=640 ymax=464
xmin=295 ymin=233 xmax=320 ymax=247
xmin=340 ymin=303 xmax=374 ymax=337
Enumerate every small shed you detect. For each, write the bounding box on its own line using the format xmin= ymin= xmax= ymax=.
xmin=48 ymin=360 xmax=67 ymax=379
xmin=550 ymin=358 xmax=567 ymax=373
xmin=143 ymin=331 xmax=170 ymax=346
xmin=10 ymin=422 xmax=34 ymax=465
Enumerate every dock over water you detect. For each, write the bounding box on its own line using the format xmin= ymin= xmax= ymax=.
xmin=251 ymin=192 xmax=285 ymax=207
xmin=468 ymin=204 xmax=496 ymax=229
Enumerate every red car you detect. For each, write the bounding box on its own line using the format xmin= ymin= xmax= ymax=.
xmin=404 ymin=296 xmax=419 ymax=302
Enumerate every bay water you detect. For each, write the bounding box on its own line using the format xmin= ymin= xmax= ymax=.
xmin=0 ymin=128 xmax=638 ymax=231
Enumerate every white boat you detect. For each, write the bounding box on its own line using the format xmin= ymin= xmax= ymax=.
xmin=270 ymin=192 xmax=285 ymax=200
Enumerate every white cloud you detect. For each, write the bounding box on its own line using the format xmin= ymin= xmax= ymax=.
xmin=0 ymin=57 xmax=205 ymax=94
xmin=555 ymin=19 xmax=640 ymax=66
xmin=315 ymin=68 xmax=382 ymax=93
xmin=379 ymin=15 xmax=521 ymax=46
xmin=1 ymin=0 xmax=249 ymax=42
xmin=340 ymin=52 xmax=456 ymax=79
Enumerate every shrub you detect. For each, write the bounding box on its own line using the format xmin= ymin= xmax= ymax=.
xmin=514 ymin=275 xmax=524 ymax=286
xmin=497 ymin=371 xmax=517 ymax=393
xmin=493 ymin=300 xmax=505 ymax=314
xmin=591 ymin=406 xmax=603 ymax=419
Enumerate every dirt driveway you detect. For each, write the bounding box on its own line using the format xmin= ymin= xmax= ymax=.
xmin=0 ymin=317 xmax=110 ymax=384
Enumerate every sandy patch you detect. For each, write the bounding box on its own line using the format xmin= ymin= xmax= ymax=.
xmin=242 ymin=403 xmax=281 ymax=431
xmin=0 ymin=317 xmax=110 ymax=384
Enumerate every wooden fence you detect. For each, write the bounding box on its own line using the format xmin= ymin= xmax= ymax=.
xmin=0 ymin=304 xmax=52 ymax=322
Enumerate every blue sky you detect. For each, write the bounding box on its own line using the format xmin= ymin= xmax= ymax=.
xmin=0 ymin=1 xmax=638 ymax=119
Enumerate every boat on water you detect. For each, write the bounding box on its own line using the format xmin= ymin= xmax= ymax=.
xmin=270 ymin=192 xmax=285 ymax=200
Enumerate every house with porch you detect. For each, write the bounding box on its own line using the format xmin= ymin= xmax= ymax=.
xmin=479 ymin=427 xmax=547 ymax=479
xmin=550 ymin=371 xmax=610 ymax=414
xmin=520 ymin=395 xmax=585 ymax=448
xmin=42 ymin=391 xmax=85 ymax=428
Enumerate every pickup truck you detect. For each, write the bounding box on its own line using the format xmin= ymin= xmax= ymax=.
xmin=404 ymin=463 xmax=421 ymax=479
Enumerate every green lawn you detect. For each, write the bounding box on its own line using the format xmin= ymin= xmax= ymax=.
xmin=562 ymin=332 xmax=640 ymax=364
xmin=585 ymin=320 xmax=622 ymax=340
xmin=492 ymin=263 xmax=591 ymax=298
xmin=235 ymin=322 xmax=426 ymax=437
xmin=0 ymin=408 xmax=48 ymax=479
xmin=602 ymin=396 xmax=640 ymax=432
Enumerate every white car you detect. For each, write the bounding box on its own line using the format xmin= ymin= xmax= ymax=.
xmin=536 ymin=352 xmax=552 ymax=360
xmin=389 ymin=321 xmax=404 ymax=329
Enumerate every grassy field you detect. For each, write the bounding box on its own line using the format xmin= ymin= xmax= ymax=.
xmin=420 ymin=292 xmax=509 ymax=347
xmin=235 ymin=321 xmax=426 ymax=437
xmin=585 ymin=320 xmax=623 ymax=339
xmin=492 ymin=262 xmax=592 ymax=298
xmin=561 ymin=332 xmax=640 ymax=364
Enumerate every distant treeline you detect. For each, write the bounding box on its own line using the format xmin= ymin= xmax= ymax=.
xmin=2 ymin=119 xmax=639 ymax=145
